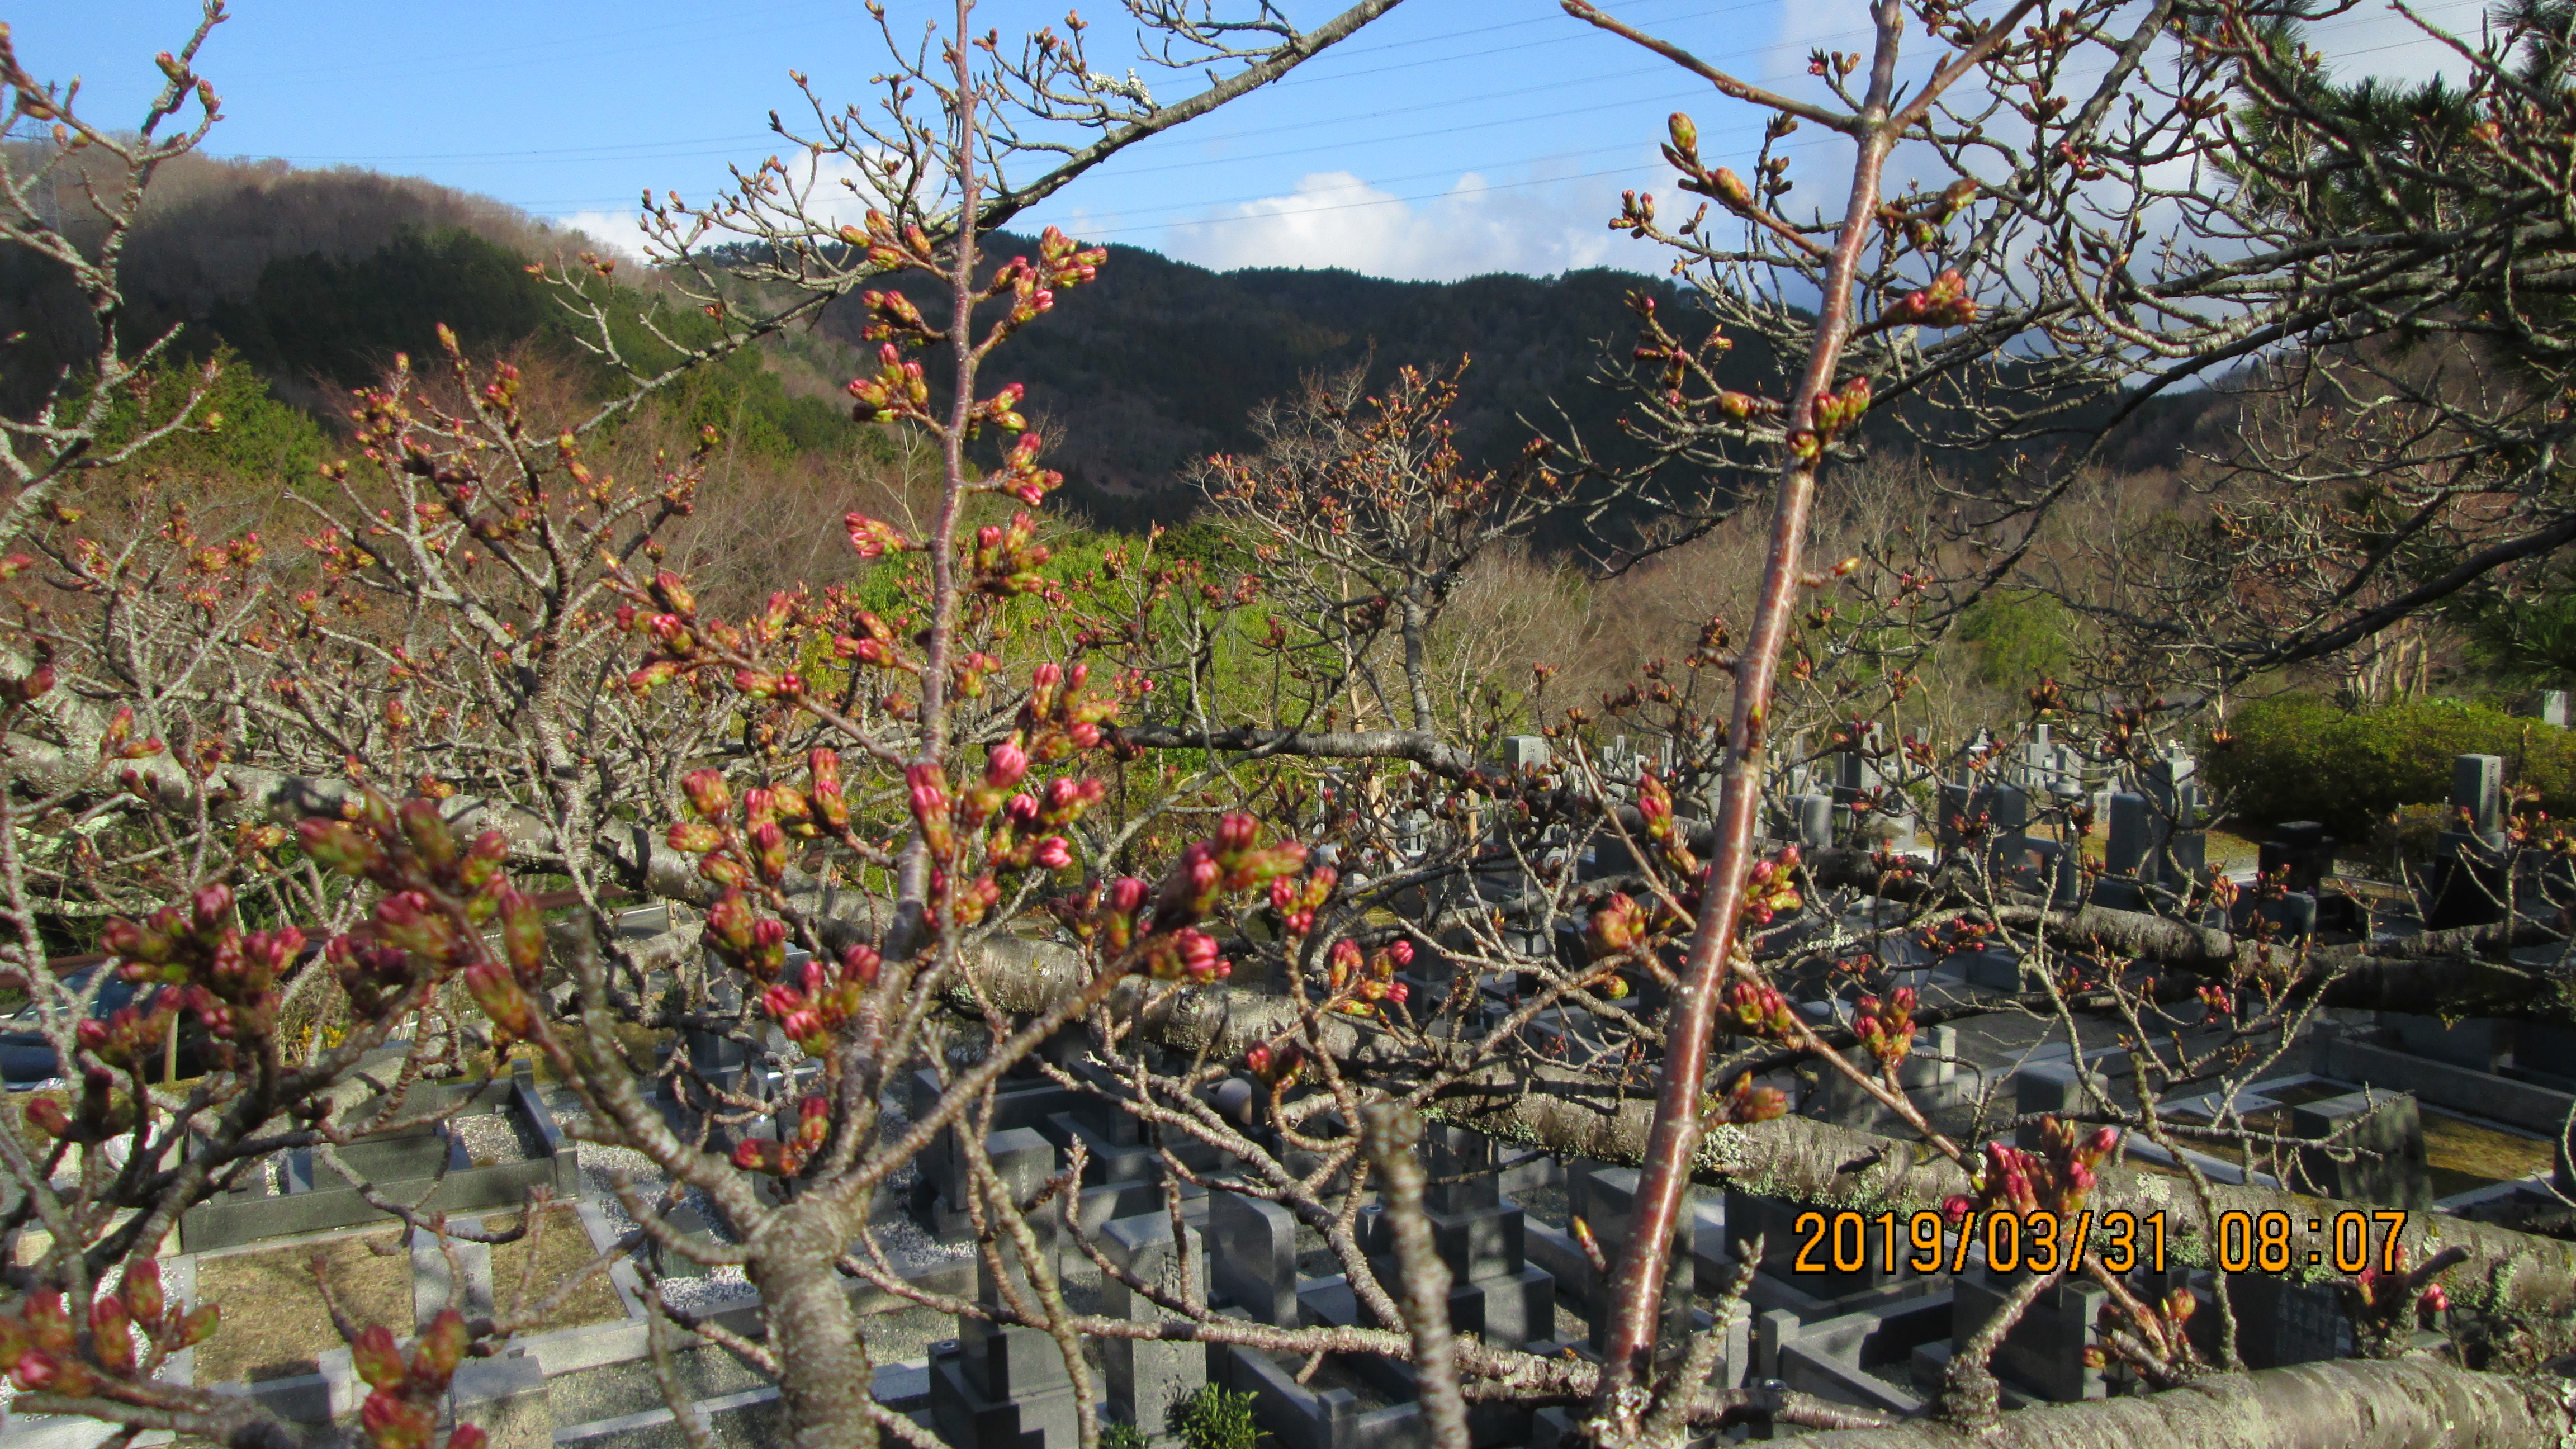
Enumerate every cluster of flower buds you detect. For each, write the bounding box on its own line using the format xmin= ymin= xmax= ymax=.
xmin=760 ymin=946 xmax=884 ymax=1056
xmin=298 ymin=794 xmax=553 ymax=1055
xmin=1020 ymin=661 xmax=1121 ymax=763
xmin=1944 ymin=801 xmax=1994 ymax=842
xmin=669 ymin=774 xmax=798 ymax=971
xmin=701 ymin=889 xmax=791 ymax=981
xmin=1853 ymin=987 xmax=1917 ymax=1067
xmin=977 ymin=766 xmax=1086 ymax=878
xmin=974 ymin=380 xmax=1030 ymax=434
xmin=671 ymin=761 xmax=850 ymax=891
xmin=2085 ymin=1286 xmax=2199 ymax=1371
xmin=969 ymin=512 xmax=1054 ymax=598
xmin=2196 ymin=983 xmax=2234 ymax=1018
xmin=0 ymin=1263 xmax=219 ymax=1398
xmin=1723 ymin=980 xmax=1800 ymax=1040
xmin=327 ymin=936 xmax=416 ymax=1021
xmin=1586 ymin=892 xmax=1650 ymax=960
xmin=1326 ymin=937 xmax=1413 ymax=1016
xmin=1243 ymin=1040 xmax=1305 ymax=1089
xmin=734 ymin=1096 xmax=834 ymax=1176
xmin=1633 ymin=770 xmax=1701 ymax=875
xmin=24 ymin=1067 xmax=144 ymax=1148
xmin=1058 ymin=815 xmax=1307 ymax=983
xmin=1810 ymin=375 xmax=1873 ymax=438
xmin=925 ymin=867 xmax=1005 ymax=934
xmin=1266 ymin=867 xmax=1338 ymax=937
xmin=1052 ymin=876 xmax=1148 ymax=955
xmin=350 ymin=1311 xmax=487 ymax=1449
xmin=1030 ymin=226 xmax=1107 ymax=294
xmin=1944 ymin=1118 xmax=2120 ymax=1223
xmin=845 ymin=343 xmax=932 ymax=427
xmin=856 ymin=286 xmax=934 ymax=346
xmin=843 ymin=511 xmax=913 ymax=560
xmin=1881 ymin=269 xmax=1977 ymax=329
xmin=1129 ymin=926 xmax=1222 ymax=984
xmin=96 ymin=705 xmax=166 ymax=763
xmin=612 ymin=572 xmax=754 ymax=697
xmin=1916 ymin=918 xmax=1996 ymax=956
xmin=2348 ymin=1242 xmax=2452 ymax=1341
xmin=987 ymin=428 xmax=1064 ymax=506
xmin=1740 ymin=846 xmax=1802 ymax=928
xmin=828 ymin=610 xmax=906 ymax=673
xmin=0 ymin=641 xmax=54 ymax=708
xmin=837 ymin=207 xmax=935 ymax=272
xmin=1702 ymin=1073 xmax=1789 ymax=1125
xmin=72 ymin=988 xmax=184 ymax=1077
xmin=105 ymin=882 xmax=311 ymax=1057
xmin=1151 ymin=815 xmax=1303 ymax=928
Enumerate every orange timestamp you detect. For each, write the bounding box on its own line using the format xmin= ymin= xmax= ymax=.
xmin=1786 ymin=1208 xmax=2414 ymax=1277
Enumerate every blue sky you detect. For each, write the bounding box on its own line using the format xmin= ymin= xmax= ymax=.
xmin=18 ymin=0 xmax=2476 ymax=282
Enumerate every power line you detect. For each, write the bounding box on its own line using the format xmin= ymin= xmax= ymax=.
xmin=206 ymin=0 xmax=1772 ymax=164
xmin=513 ymin=0 xmax=2485 ymax=217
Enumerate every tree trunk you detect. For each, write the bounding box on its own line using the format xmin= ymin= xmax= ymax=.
xmin=1794 ymin=1356 xmax=2570 ymax=1449
xmin=949 ymin=934 xmax=2576 ymax=1320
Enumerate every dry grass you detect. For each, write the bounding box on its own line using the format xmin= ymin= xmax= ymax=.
xmin=2168 ymin=1085 xmax=2549 ymax=1201
xmin=489 ymin=1206 xmax=627 ymax=1335
xmin=191 ymin=1232 xmax=409 ymax=1385
xmin=2422 ymin=1109 xmax=2553 ymax=1199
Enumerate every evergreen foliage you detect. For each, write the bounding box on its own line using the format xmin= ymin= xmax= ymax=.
xmin=1171 ymin=1385 xmax=1264 ymax=1449
xmin=2208 ymin=693 xmax=2576 ymax=836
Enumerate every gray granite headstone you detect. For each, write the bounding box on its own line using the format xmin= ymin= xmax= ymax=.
xmin=2012 ymin=1060 xmax=2106 ymax=1149
xmin=1952 ymin=1267 xmax=2107 ymax=1401
xmin=2289 ymin=1092 xmax=2433 ymax=1213
xmin=1796 ymin=793 xmax=1834 ymax=851
xmin=1208 ymin=1190 xmax=1299 ymax=1325
xmin=2454 ymin=754 xmax=2506 ymax=843
xmin=2104 ymin=793 xmax=2151 ymax=877
xmin=1102 ymin=1213 xmax=1205 ymax=1437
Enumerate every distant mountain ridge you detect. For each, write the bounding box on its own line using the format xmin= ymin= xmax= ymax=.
xmin=10 ymin=157 xmax=2217 ymax=541
xmin=808 ymin=244 xmax=1767 ymax=531
xmin=3 ymin=155 xmax=1791 ymax=536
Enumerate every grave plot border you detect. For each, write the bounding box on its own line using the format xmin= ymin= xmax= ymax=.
xmin=178 ymin=1076 xmax=581 ymax=1253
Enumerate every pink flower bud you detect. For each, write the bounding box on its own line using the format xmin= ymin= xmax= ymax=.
xmin=986 ymin=742 xmax=1030 ymax=788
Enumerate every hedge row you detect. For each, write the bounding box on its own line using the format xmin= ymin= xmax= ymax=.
xmin=2205 ymin=694 xmax=2576 ymax=840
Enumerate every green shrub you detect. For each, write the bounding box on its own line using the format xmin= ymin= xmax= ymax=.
xmin=87 ymin=344 xmax=328 ymax=485
xmin=1101 ymin=1424 xmax=1152 ymax=1449
xmin=1957 ymin=590 xmax=2076 ymax=688
xmin=2206 ymin=693 xmax=2576 ymax=839
xmin=1172 ymin=1385 xmax=1264 ymax=1449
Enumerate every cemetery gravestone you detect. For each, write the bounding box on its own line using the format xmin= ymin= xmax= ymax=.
xmin=1208 ymin=1191 xmax=1300 ymax=1327
xmin=2428 ymin=754 xmax=2511 ymax=928
xmin=1102 ymin=1213 xmax=1206 ymax=1441
xmin=2289 ymin=1092 xmax=2434 ymax=1214
xmin=932 ymin=1131 xmax=1088 ymax=1449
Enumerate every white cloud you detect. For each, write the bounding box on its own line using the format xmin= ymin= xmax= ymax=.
xmin=1159 ymin=166 xmax=1666 ymax=282
xmin=786 ymin=148 xmax=893 ymax=232
xmin=551 ymin=148 xmax=892 ymax=263
xmin=551 ymin=210 xmax=653 ymax=262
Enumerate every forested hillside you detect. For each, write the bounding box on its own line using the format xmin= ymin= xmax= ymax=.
xmin=4 ymin=151 xmax=2225 ymax=547
xmin=816 ymin=246 xmax=1766 ymax=531
xmin=3 ymin=153 xmax=1800 ymax=537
